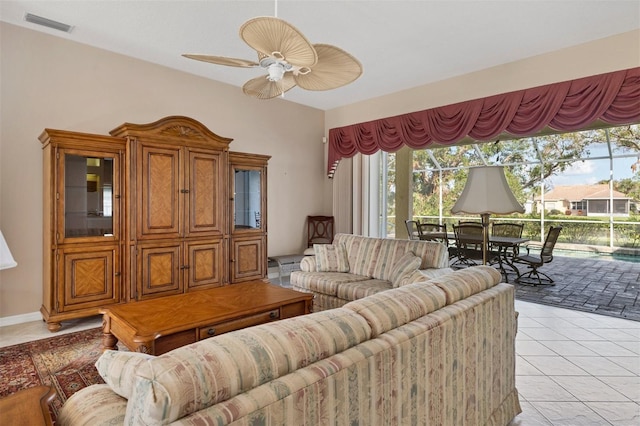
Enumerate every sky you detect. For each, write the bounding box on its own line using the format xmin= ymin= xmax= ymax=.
xmin=550 ymin=150 xmax=638 ymax=187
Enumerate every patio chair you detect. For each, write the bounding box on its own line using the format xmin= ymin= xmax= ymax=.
xmin=417 ymin=223 xmax=448 ymax=244
xmin=491 ymin=222 xmax=524 ymax=258
xmin=452 ymin=223 xmax=490 ymax=267
xmin=492 ymin=222 xmax=524 ymax=238
xmin=513 ymin=226 xmax=562 ymax=286
xmin=418 ymin=223 xmax=458 ymax=260
xmin=405 ymin=220 xmax=421 ymax=240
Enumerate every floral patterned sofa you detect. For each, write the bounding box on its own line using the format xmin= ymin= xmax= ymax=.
xmin=291 ymin=233 xmax=454 ymax=311
xmin=58 ymin=266 xmax=521 ymax=425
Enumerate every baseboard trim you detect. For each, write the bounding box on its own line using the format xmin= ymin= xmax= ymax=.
xmin=0 ymin=311 xmax=42 ymax=327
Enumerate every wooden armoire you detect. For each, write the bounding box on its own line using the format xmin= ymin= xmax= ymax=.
xmin=40 ymin=116 xmax=269 ymax=331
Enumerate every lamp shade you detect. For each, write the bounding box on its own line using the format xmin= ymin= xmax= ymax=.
xmin=451 ymin=166 xmax=524 ymax=215
xmin=0 ymin=230 xmax=17 ymax=270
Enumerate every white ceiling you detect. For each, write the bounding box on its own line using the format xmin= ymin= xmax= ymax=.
xmin=2 ymin=1 xmax=639 ymax=111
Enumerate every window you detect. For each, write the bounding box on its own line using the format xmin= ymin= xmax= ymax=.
xmin=571 ymin=201 xmax=586 ymax=210
xmin=376 ymin=124 xmax=640 ymax=248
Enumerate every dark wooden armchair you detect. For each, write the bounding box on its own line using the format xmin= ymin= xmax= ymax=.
xmin=307 ymin=215 xmax=335 ymax=248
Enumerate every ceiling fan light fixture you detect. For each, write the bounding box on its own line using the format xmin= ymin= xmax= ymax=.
xmin=267 ymin=63 xmax=285 ymax=81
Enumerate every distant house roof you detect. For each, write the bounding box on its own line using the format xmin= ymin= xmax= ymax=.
xmin=535 ymin=184 xmax=630 ymax=201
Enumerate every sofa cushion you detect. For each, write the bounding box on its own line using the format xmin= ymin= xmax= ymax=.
xmin=125 ymin=308 xmax=372 ymax=425
xmin=404 ymin=240 xmax=449 ymax=269
xmin=398 ymin=267 xmax=455 ymax=286
xmin=344 ymin=282 xmax=447 ymax=337
xmin=314 ymin=243 xmax=350 ymax=272
xmin=429 ymin=265 xmax=501 ymax=304
xmin=335 ymin=279 xmax=392 ymax=301
xmin=290 ymin=271 xmax=370 ymax=296
xmin=388 ymin=251 xmax=422 ymax=288
xmin=95 ymin=350 xmax=154 ymax=398
xmin=333 ymin=233 xmax=382 ymax=277
xmin=371 ymin=239 xmax=449 ymax=281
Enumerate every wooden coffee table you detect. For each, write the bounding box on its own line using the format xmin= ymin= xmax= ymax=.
xmin=101 ymin=280 xmax=313 ymax=355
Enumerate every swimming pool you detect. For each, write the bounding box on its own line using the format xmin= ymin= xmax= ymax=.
xmin=527 ymin=246 xmax=640 ymax=263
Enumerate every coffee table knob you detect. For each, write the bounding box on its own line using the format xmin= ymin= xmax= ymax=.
xmin=207 ymin=328 xmax=216 ymax=336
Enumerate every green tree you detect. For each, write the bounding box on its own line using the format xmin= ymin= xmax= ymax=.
xmin=409 ymin=125 xmax=640 ymax=219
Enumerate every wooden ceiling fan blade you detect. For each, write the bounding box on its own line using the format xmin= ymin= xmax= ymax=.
xmin=182 ymin=54 xmax=259 ymax=68
xmin=243 ymin=73 xmax=297 ymax=100
xmin=295 ymin=44 xmax=363 ymax=91
xmin=240 ymin=17 xmax=317 ymax=67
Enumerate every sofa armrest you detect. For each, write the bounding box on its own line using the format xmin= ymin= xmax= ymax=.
xmin=300 ymin=256 xmax=317 ymax=272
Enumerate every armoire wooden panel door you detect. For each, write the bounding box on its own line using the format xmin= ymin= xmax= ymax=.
xmin=57 ymin=245 xmax=120 ymax=311
xmin=137 ymin=143 xmax=182 ymax=239
xmin=230 ymin=236 xmax=265 ymax=282
xmin=186 ymin=240 xmax=224 ymax=290
xmin=137 ymin=243 xmax=183 ymax=299
xmin=186 ymin=149 xmax=224 ymax=236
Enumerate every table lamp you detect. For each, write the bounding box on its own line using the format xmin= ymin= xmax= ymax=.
xmin=0 ymin=230 xmax=17 ymax=270
xmin=451 ymin=166 xmax=524 ymax=264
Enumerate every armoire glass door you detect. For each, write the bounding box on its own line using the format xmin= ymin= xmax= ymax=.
xmin=61 ymin=152 xmax=118 ymax=240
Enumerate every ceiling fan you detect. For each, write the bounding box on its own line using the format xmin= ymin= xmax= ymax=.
xmin=183 ymin=16 xmax=363 ymax=100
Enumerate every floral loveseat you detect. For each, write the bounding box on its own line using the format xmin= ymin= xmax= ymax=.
xmin=291 ymin=233 xmax=454 ymax=311
xmin=58 ymin=266 xmax=521 ymax=425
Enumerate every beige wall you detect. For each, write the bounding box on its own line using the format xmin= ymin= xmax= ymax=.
xmin=0 ymin=23 xmax=329 ymax=320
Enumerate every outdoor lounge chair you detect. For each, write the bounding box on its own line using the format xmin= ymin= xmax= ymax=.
xmin=513 ymin=226 xmax=562 ymax=286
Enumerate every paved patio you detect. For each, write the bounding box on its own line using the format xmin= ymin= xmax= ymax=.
xmin=507 ymin=255 xmax=640 ymax=322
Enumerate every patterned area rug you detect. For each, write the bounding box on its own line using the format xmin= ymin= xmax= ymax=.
xmin=0 ymin=327 xmax=109 ymax=422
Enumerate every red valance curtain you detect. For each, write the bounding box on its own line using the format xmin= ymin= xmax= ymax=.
xmin=327 ymin=67 xmax=640 ymax=178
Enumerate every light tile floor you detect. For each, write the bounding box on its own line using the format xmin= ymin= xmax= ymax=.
xmin=510 ymin=300 xmax=640 ymax=425
xmin=1 ymin=300 xmax=638 ymax=425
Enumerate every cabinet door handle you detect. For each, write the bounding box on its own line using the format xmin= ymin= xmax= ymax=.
xmin=114 ymin=272 xmax=121 ymax=277
xmin=207 ymin=328 xmax=216 ymax=336
xmin=180 ymin=189 xmax=190 ymax=193
xmin=269 ymin=311 xmax=279 ymax=319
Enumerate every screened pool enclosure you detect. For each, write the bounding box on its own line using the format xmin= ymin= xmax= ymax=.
xmin=378 ymin=124 xmax=640 ymax=254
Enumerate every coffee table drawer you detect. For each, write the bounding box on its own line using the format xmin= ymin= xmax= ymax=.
xmin=199 ymin=308 xmax=280 ymax=339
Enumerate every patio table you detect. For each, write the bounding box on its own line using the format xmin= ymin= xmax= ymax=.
xmin=422 ymin=232 xmax=528 ymax=282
